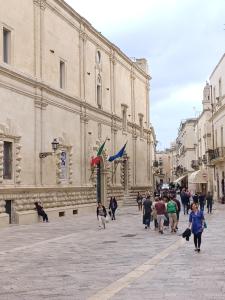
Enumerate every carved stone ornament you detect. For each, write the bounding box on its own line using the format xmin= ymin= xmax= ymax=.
xmin=0 ymin=119 xmax=22 ymax=185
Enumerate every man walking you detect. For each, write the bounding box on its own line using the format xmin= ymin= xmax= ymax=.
xmin=143 ymin=194 xmax=152 ymax=229
xmin=167 ymin=197 xmax=178 ymax=233
xmin=206 ymin=191 xmax=213 ymax=214
xmin=155 ymin=197 xmax=166 ymax=234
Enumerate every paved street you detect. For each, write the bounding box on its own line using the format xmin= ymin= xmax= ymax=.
xmin=0 ymin=203 xmax=225 ymax=300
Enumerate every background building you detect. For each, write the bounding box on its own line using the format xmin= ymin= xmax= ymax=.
xmin=0 ymin=0 xmax=154 ymax=227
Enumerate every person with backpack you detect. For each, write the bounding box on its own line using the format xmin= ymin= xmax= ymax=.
xmin=167 ymin=197 xmax=178 ymax=233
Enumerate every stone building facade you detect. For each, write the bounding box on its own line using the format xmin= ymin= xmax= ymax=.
xmin=0 ymin=0 xmax=154 ymax=227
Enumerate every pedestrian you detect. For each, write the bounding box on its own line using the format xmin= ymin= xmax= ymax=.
xmin=97 ymin=202 xmax=107 ymax=229
xmin=109 ymin=196 xmax=118 ymax=220
xmin=192 ymin=192 xmax=199 ymax=204
xmin=188 ymin=203 xmax=205 ymax=252
xmin=34 ymin=201 xmax=49 ymax=222
xmin=151 ymin=197 xmax=159 ymax=230
xmin=180 ymin=188 xmax=189 ymax=215
xmin=199 ymin=192 xmax=206 ymax=211
xmin=155 ymin=197 xmax=166 ymax=234
xmin=136 ymin=192 xmax=143 ymax=211
xmin=206 ymin=191 xmax=213 ymax=214
xmin=167 ymin=196 xmax=178 ymax=233
xmin=172 ymin=194 xmax=181 ymax=229
xmin=143 ymin=194 xmax=152 ymax=229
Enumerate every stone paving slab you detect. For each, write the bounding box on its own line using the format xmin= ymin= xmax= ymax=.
xmin=0 ymin=204 xmax=224 ymax=299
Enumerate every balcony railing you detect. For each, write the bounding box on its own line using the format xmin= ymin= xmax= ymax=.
xmin=208 ymin=147 xmax=225 ymax=162
xmin=191 ymin=160 xmax=199 ymax=169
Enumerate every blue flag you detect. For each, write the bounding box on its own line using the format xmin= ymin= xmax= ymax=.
xmin=108 ymin=143 xmax=127 ymax=162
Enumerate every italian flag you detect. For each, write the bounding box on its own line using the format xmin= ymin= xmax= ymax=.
xmin=90 ymin=140 xmax=106 ymax=167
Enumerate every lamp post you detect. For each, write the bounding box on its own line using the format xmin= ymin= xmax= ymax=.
xmin=39 ymin=138 xmax=59 ymax=158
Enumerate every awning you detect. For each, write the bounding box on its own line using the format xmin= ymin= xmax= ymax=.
xmin=189 ymin=169 xmax=208 ymax=184
xmin=174 ymin=174 xmax=188 ymax=183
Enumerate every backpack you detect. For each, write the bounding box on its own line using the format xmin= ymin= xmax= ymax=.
xmin=167 ymin=201 xmax=176 ymax=213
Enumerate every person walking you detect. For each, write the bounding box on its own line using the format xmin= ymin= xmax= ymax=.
xmin=151 ymin=197 xmax=159 ymax=230
xmin=172 ymin=194 xmax=181 ymax=229
xmin=97 ymin=202 xmax=107 ymax=229
xmin=206 ymin=191 xmax=213 ymax=214
xmin=180 ymin=188 xmax=189 ymax=215
xmin=34 ymin=201 xmax=49 ymax=222
xmin=109 ymin=196 xmax=118 ymax=220
xmin=199 ymin=192 xmax=206 ymax=211
xmin=136 ymin=192 xmax=143 ymax=211
xmin=155 ymin=197 xmax=166 ymax=234
xmin=188 ymin=203 xmax=205 ymax=252
xmin=167 ymin=197 xmax=178 ymax=233
xmin=143 ymin=194 xmax=152 ymax=229
xmin=192 ymin=192 xmax=199 ymax=204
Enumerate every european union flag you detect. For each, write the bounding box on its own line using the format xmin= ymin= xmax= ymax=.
xmin=108 ymin=143 xmax=127 ymax=162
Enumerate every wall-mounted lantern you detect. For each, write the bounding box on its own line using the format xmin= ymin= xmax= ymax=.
xmin=39 ymin=138 xmax=59 ymax=158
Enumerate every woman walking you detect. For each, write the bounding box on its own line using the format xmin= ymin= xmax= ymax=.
xmin=188 ymin=203 xmax=205 ymax=252
xmin=97 ymin=202 xmax=107 ymax=229
xmin=109 ymin=196 xmax=118 ymax=220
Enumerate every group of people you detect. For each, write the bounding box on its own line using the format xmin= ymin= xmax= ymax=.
xmin=138 ymin=188 xmax=209 ymax=253
xmin=96 ymin=197 xmax=118 ymax=229
xmin=181 ymin=188 xmax=213 ymax=214
xmin=139 ymin=191 xmax=181 ymax=234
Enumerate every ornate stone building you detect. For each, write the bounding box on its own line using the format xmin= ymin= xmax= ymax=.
xmin=0 ymin=0 xmax=154 ymax=227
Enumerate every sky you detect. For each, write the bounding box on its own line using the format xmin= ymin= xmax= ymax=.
xmin=67 ymin=0 xmax=225 ymax=150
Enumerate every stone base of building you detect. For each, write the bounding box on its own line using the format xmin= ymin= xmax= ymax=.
xmin=0 ymin=213 xmax=9 ymax=228
xmin=15 ymin=203 xmax=97 ymax=225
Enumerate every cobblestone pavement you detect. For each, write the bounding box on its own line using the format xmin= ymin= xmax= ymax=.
xmin=0 ymin=203 xmax=225 ymax=300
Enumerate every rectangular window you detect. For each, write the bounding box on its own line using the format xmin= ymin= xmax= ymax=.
xmin=60 ymin=150 xmax=67 ymax=180
xmin=3 ymin=28 xmax=11 ymax=64
xmin=60 ymin=60 xmax=65 ymax=89
xmin=3 ymin=141 xmax=12 ymax=180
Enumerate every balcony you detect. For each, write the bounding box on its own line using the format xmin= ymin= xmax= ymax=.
xmin=208 ymin=147 xmax=225 ymax=164
xmin=191 ymin=160 xmax=199 ymax=170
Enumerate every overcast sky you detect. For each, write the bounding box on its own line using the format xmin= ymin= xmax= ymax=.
xmin=67 ymin=0 xmax=225 ymax=150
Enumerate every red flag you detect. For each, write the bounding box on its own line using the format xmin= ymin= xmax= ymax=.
xmin=91 ymin=156 xmax=101 ymax=167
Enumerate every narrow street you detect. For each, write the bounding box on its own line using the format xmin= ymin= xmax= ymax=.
xmin=0 ymin=203 xmax=225 ymax=300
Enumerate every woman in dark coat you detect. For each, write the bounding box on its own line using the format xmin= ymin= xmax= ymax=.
xmin=109 ymin=197 xmax=118 ymax=220
xmin=34 ymin=201 xmax=49 ymax=222
xmin=143 ymin=195 xmax=152 ymax=229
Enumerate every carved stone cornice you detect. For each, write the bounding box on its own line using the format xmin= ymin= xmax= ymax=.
xmin=33 ymin=0 xmax=41 ymax=6
xmin=130 ymin=71 xmax=136 ymax=80
xmin=40 ymin=0 xmax=47 ymax=10
xmin=33 ymin=0 xmax=46 ymax=10
xmin=34 ymin=99 xmax=48 ymax=109
xmin=109 ymin=53 xmax=116 ymax=65
xmin=80 ymin=114 xmax=89 ymax=124
xmin=79 ymin=31 xmax=88 ymax=42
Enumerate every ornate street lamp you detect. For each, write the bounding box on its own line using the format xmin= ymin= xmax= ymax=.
xmin=39 ymin=138 xmax=60 ymax=158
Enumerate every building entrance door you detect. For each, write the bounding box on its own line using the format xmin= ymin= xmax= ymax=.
xmin=5 ymin=200 xmax=12 ymax=224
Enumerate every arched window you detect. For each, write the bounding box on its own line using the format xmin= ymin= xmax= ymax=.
xmin=97 ymin=75 xmax=102 ymax=108
xmin=96 ymin=50 xmax=101 ymax=64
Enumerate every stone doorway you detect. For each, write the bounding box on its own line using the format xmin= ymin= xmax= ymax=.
xmin=5 ymin=200 xmax=12 ymax=224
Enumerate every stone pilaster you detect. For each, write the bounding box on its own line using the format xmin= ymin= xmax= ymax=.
xmin=110 ymin=50 xmax=116 ymax=114
xmin=0 ymin=141 xmax=3 ymax=184
xmin=15 ymin=140 xmax=22 ymax=185
xmin=79 ymin=29 xmax=87 ymax=100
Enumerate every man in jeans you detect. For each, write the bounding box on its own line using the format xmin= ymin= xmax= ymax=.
xmin=167 ymin=197 xmax=178 ymax=233
xmin=155 ymin=198 xmax=166 ymax=234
